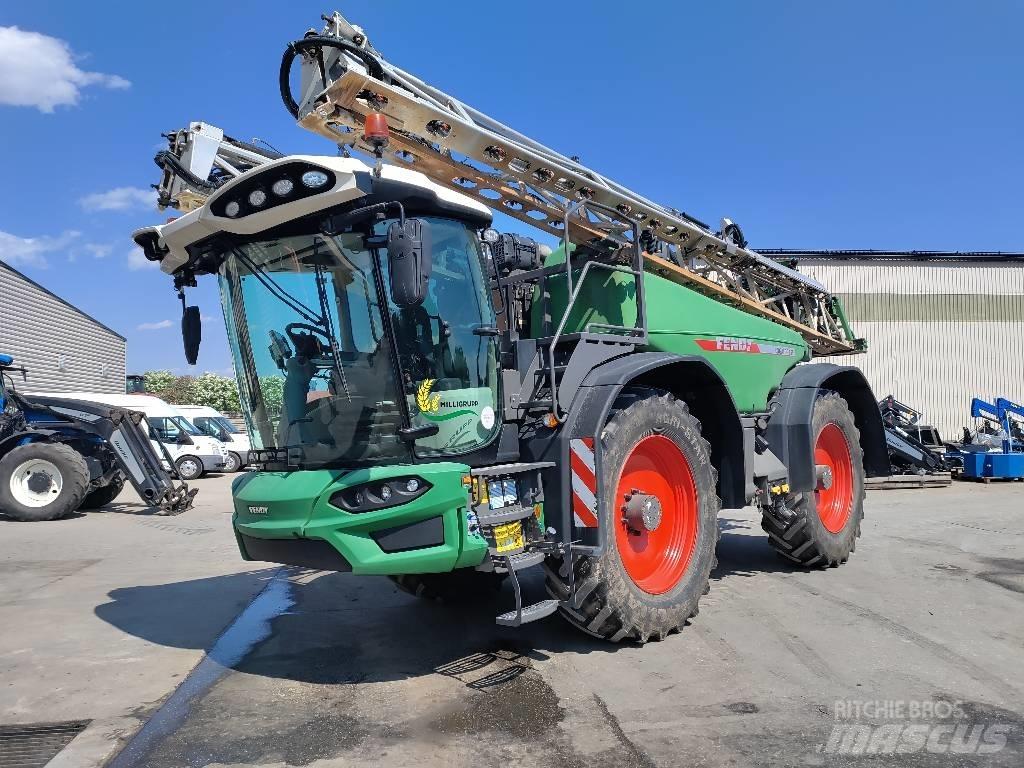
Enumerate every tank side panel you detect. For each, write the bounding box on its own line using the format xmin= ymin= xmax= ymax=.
xmin=530 ymin=251 xmax=808 ymax=411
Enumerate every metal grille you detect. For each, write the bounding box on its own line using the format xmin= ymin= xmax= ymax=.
xmin=0 ymin=721 xmax=90 ymax=768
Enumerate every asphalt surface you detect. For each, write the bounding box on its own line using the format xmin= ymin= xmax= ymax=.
xmin=2 ymin=475 xmax=1023 ymax=767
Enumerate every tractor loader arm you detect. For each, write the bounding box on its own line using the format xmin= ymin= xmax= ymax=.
xmin=16 ymin=394 xmax=197 ymax=515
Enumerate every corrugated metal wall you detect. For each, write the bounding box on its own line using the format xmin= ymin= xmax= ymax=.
xmin=800 ymin=259 xmax=1024 ymax=439
xmin=0 ymin=261 xmax=126 ymax=395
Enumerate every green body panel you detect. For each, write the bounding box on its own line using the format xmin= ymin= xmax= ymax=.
xmin=230 ymin=246 xmax=813 ymax=576
xmin=531 ymin=247 xmax=809 ymax=412
xmin=232 ymin=463 xmax=488 ymax=575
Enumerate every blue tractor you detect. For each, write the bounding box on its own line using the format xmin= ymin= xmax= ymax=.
xmin=0 ymin=353 xmax=194 ymax=521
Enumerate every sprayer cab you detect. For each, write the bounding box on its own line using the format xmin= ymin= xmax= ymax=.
xmin=134 ymin=154 xmax=512 ymax=470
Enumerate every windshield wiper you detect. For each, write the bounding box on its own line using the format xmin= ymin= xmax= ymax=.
xmin=232 ymin=247 xmax=323 ymax=327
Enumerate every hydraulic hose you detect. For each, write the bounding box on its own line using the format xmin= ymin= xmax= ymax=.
xmin=279 ymin=36 xmax=388 ymax=119
xmin=154 ymin=150 xmax=218 ymax=191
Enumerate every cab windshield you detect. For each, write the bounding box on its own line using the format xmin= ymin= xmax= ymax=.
xmin=218 ymin=216 xmax=499 ymax=469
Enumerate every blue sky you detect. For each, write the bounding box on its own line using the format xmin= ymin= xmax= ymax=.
xmin=1 ymin=2 xmax=1021 ymax=374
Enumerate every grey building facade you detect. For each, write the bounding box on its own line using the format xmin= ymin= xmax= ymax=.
xmin=0 ymin=259 xmax=126 ymax=394
xmin=763 ymin=251 xmax=1024 ymax=439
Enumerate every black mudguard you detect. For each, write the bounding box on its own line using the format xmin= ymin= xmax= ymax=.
xmin=764 ymin=364 xmax=889 ymax=493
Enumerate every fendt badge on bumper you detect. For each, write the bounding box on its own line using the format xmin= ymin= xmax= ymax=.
xmin=248 ymin=506 xmax=269 ymax=515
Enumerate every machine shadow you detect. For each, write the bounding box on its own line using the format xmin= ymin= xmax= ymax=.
xmin=94 ymin=516 xmax=803 ymax=688
xmin=94 ymin=566 xmax=620 ymax=688
xmin=711 ymin=514 xmax=802 ymax=580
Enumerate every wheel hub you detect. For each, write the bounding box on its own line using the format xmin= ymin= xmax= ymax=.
xmin=614 ymin=434 xmax=699 ymax=595
xmin=26 ymin=471 xmax=53 ymax=494
xmin=622 ymin=490 xmax=662 ymax=535
xmin=815 ymin=464 xmax=834 ymax=490
xmin=10 ymin=458 xmax=64 ymax=508
xmin=814 ymin=423 xmax=854 ymax=534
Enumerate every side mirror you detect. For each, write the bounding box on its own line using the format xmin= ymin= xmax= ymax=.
xmin=176 ymin=433 xmax=193 ymax=445
xmin=386 ymin=219 xmax=431 ymax=307
xmin=182 ymin=306 xmax=202 ymax=364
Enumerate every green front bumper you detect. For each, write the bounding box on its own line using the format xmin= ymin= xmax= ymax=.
xmin=231 ymin=462 xmax=489 ymax=575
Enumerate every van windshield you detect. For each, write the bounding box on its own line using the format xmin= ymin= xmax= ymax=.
xmin=149 ymin=416 xmax=202 ymax=441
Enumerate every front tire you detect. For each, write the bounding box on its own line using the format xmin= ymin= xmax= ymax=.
xmin=761 ymin=392 xmax=865 ymax=567
xmin=80 ymin=474 xmax=126 ymax=510
xmin=546 ymin=390 xmax=720 ymax=643
xmin=0 ymin=443 xmax=90 ymax=521
xmin=175 ymin=456 xmax=204 ymax=481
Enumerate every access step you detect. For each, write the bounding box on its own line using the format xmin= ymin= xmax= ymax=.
xmin=505 ymin=550 xmax=545 ymax=571
xmin=470 ymin=461 xmax=555 ymax=477
xmin=477 ymin=505 xmax=536 ymax=527
xmin=495 ymin=599 xmax=559 ymax=627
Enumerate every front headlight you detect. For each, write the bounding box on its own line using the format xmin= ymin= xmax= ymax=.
xmin=330 ymin=476 xmax=431 ymax=513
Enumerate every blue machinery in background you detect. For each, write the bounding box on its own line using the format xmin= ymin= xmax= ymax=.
xmin=957 ymin=397 xmax=1024 ymax=480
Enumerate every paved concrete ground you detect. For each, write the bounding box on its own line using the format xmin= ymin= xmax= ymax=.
xmin=3 ymin=478 xmax=1023 ymax=767
xmin=0 ymin=473 xmax=274 ymax=766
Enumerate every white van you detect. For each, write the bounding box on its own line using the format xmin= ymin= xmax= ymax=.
xmin=41 ymin=393 xmax=228 ymax=480
xmin=174 ymin=405 xmax=252 ymax=472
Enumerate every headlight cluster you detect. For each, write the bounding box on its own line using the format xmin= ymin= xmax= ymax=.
xmin=330 ymin=476 xmax=431 ymax=513
xmin=210 ymin=163 xmax=334 ymax=220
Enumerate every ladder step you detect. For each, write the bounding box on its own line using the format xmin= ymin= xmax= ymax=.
xmin=505 ymin=550 xmax=545 ymax=571
xmin=477 ymin=505 xmax=536 ymax=527
xmin=470 ymin=461 xmax=555 ymax=477
xmin=495 ymin=599 xmax=559 ymax=627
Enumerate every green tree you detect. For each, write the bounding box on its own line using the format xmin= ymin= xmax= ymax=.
xmin=191 ymin=372 xmax=242 ymax=412
xmin=143 ymin=370 xmax=176 ymax=398
xmin=258 ymin=376 xmax=284 ymax=417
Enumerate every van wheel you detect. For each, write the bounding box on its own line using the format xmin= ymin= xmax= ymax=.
xmin=175 ymin=456 xmax=204 ymax=481
xmin=224 ymin=452 xmax=242 ymax=473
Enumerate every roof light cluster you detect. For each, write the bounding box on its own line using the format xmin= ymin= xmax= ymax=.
xmin=211 ymin=163 xmax=334 ymax=220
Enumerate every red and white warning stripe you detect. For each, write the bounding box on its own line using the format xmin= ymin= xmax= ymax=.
xmin=570 ymin=437 xmax=599 ymax=528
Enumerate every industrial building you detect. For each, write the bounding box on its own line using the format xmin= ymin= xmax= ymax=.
xmin=765 ymin=250 xmax=1024 ymax=440
xmin=0 ymin=258 xmax=126 ymax=394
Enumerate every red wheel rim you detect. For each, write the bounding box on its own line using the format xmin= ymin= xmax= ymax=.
xmin=614 ymin=434 xmax=698 ymax=595
xmin=814 ymin=423 xmax=854 ymax=534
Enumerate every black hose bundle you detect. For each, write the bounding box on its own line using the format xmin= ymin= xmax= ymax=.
xmin=279 ymin=36 xmax=388 ymax=119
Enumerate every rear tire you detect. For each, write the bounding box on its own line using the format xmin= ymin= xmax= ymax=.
xmin=175 ymin=456 xmax=204 ymax=481
xmin=761 ymin=392 xmax=865 ymax=567
xmin=0 ymin=443 xmax=90 ymax=521
xmin=390 ymin=569 xmax=505 ymax=603
xmin=79 ymin=474 xmax=126 ymax=510
xmin=545 ymin=390 xmax=720 ymax=643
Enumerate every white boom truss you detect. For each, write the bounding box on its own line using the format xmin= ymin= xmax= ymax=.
xmin=154 ymin=11 xmax=863 ymax=356
xmin=285 ymin=12 xmax=862 ymax=356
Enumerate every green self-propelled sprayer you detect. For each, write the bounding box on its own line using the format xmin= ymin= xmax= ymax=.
xmin=133 ymin=10 xmax=888 ymax=641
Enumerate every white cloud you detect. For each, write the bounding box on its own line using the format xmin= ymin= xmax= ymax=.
xmin=79 ymin=186 xmax=156 ymax=212
xmin=82 ymin=242 xmax=113 ymax=258
xmin=137 ymin=319 xmax=173 ymax=331
xmin=127 ymin=247 xmax=158 ymax=271
xmin=0 ymin=26 xmax=129 ymax=113
xmin=0 ymin=229 xmax=80 ymax=269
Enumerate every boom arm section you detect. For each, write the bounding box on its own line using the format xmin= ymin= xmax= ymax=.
xmin=155 ymin=122 xmax=281 ymax=212
xmin=280 ymin=11 xmax=863 ymax=356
